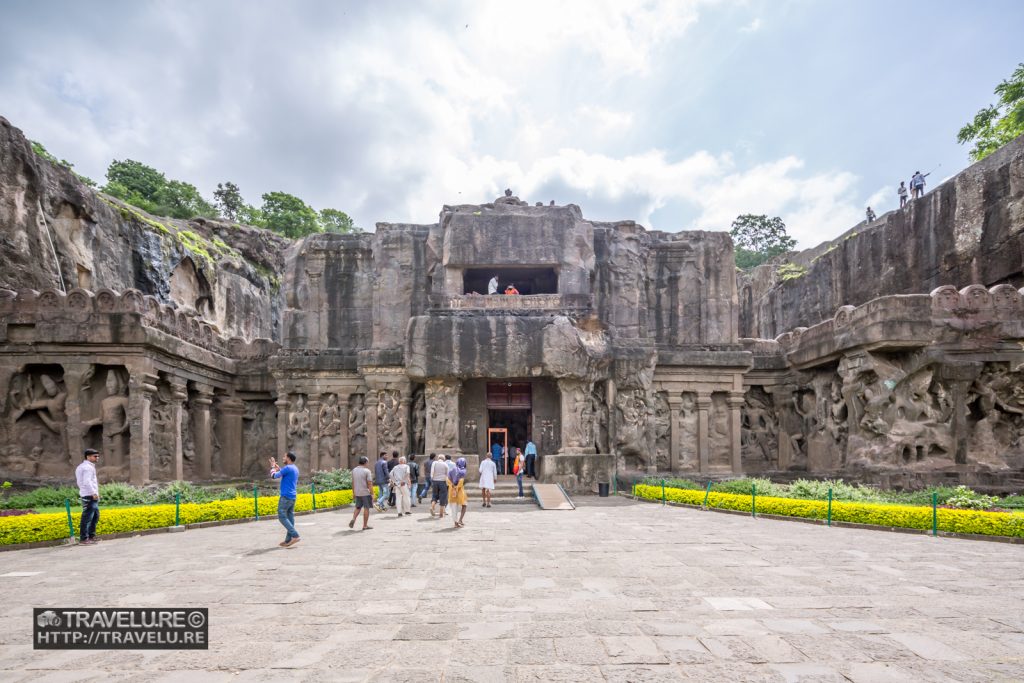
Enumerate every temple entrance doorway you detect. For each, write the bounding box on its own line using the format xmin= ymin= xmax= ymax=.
xmin=487 ymin=382 xmax=532 ymax=474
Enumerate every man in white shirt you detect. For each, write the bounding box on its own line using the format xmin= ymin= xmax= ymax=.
xmin=74 ymin=448 xmax=101 ymax=545
xmin=390 ymin=456 xmax=412 ymax=517
xmin=487 ymin=275 xmax=499 ymax=295
xmin=429 ymin=456 xmax=450 ymax=518
xmin=478 ymin=456 xmax=496 ymax=508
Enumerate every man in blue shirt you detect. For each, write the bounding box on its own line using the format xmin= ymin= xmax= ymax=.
xmin=270 ymin=452 xmax=300 ymax=548
xmin=491 ymin=441 xmax=503 ymax=475
xmin=374 ymin=451 xmax=390 ymax=512
xmin=524 ymin=439 xmax=538 ymax=479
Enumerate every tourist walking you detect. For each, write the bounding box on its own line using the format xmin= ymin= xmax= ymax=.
xmin=270 ymin=452 xmax=300 ymax=548
xmin=430 ymin=454 xmax=450 ymax=518
xmin=408 ymin=454 xmax=420 ymax=507
xmin=386 ymin=451 xmax=400 ymax=507
xmin=75 ymin=448 xmax=101 ymax=545
xmin=348 ymin=456 xmax=374 ymax=530
xmin=910 ymin=170 xmax=929 ymax=199
xmin=898 ymin=181 xmax=908 ymax=208
xmin=421 ymin=453 xmax=436 ymax=503
xmin=524 ymin=439 xmax=537 ymax=479
xmin=513 ymin=448 xmax=526 ymax=499
xmin=449 ymin=457 xmax=469 ymax=528
xmin=444 ymin=454 xmax=456 ymax=517
xmin=479 ymin=454 xmax=496 ymax=507
xmin=374 ymin=451 xmax=390 ymax=512
xmin=390 ymin=456 xmax=412 ymax=517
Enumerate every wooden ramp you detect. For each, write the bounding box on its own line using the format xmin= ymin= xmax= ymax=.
xmin=532 ymin=483 xmax=575 ymax=510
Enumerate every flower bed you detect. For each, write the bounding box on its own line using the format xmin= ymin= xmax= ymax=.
xmin=634 ymin=484 xmax=1024 ymax=538
xmin=0 ymin=490 xmax=353 ymax=546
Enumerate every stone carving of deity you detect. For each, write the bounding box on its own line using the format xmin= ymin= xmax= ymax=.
xmin=377 ymin=389 xmax=404 ymax=451
xmin=411 ymin=389 xmax=426 ymax=454
xmin=426 ymin=381 xmax=458 ymax=449
xmin=318 ymin=393 xmax=342 ymax=466
xmin=10 ymin=372 xmax=67 ymax=434
xmin=287 ymin=394 xmax=311 ymax=439
xmin=84 ymin=371 xmax=129 ymax=467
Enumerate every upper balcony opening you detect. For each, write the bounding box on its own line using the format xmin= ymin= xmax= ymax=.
xmin=463 ymin=267 xmax=558 ymax=295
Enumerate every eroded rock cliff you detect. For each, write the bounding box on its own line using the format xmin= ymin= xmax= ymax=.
xmin=740 ymin=134 xmax=1024 ymax=339
xmin=0 ymin=116 xmax=286 ymax=340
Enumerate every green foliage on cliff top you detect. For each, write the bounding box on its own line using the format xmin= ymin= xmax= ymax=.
xmin=104 ymin=159 xmax=218 ymax=220
xmin=730 ymin=214 xmax=796 ymax=269
xmin=30 ymin=140 xmax=97 ymax=187
xmin=958 ymin=62 xmax=1024 ymax=162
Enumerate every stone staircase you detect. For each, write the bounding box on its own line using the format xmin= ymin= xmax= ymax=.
xmin=489 ymin=475 xmax=536 ymax=505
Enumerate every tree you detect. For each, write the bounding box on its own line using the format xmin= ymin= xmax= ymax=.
xmin=105 ymin=159 xmax=166 ymax=205
xmin=957 ymin=62 xmax=1024 ymax=162
xmin=260 ymin=191 xmax=321 ymax=238
xmin=730 ymin=214 xmax=796 ymax=269
xmin=156 ymin=180 xmax=217 ymax=219
xmin=213 ymin=182 xmax=246 ymax=221
xmin=319 ymin=208 xmax=359 ymax=234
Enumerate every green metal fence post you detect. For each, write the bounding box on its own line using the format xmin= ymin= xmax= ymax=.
xmin=751 ymin=483 xmax=757 ymax=518
xmin=64 ymin=499 xmax=75 ymax=540
xmin=703 ymin=481 xmax=712 ymax=508
xmin=175 ymin=492 xmax=181 ymax=527
xmin=612 ymin=475 xmax=616 ymax=496
xmin=932 ymin=492 xmax=938 ymax=537
xmin=254 ymin=485 xmax=259 ymax=520
xmin=632 ymin=478 xmax=637 ymax=498
xmin=312 ymin=482 xmax=317 ymax=511
xmin=661 ymin=479 xmax=666 ymax=505
xmin=827 ymin=488 xmax=832 ymax=527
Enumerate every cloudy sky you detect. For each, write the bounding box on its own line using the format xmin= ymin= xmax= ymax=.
xmin=2 ymin=1 xmax=1021 ymax=247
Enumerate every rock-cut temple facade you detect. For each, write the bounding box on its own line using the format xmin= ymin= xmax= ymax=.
xmin=1 ymin=115 xmax=1023 ymax=492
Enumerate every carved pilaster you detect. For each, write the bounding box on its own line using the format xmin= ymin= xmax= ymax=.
xmin=728 ymin=392 xmax=746 ymax=475
xmin=365 ymin=392 xmax=379 ymax=458
xmin=338 ymin=395 xmax=350 ymax=468
xmin=275 ymin=395 xmax=290 ymax=456
xmin=307 ymin=396 xmax=321 ymax=472
xmin=168 ymin=379 xmax=188 ymax=481
xmin=558 ymin=378 xmax=595 ymax=454
xmin=667 ymin=396 xmax=682 ymax=472
xmin=217 ymin=398 xmax=246 ymax=477
xmin=127 ymin=371 xmax=158 ymax=485
xmin=62 ymin=363 xmax=92 ymax=467
xmin=193 ymin=384 xmax=215 ymax=480
xmin=696 ymin=392 xmax=712 ymax=474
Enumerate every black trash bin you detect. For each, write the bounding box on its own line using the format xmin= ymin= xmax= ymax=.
xmin=598 ymin=482 xmax=610 ymax=497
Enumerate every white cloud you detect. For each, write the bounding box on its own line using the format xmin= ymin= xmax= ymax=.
xmin=740 ymin=17 xmax=762 ymax=33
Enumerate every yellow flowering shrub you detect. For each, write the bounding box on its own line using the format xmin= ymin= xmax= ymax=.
xmin=0 ymin=490 xmax=354 ymax=547
xmin=634 ymin=484 xmax=1024 ymax=538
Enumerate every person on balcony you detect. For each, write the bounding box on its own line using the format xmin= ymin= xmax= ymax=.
xmin=504 ymin=284 xmax=520 ymax=295
xmin=487 ymin=275 xmax=499 ymax=294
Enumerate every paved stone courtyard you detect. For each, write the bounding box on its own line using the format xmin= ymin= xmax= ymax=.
xmin=1 ymin=498 xmax=1023 ymax=682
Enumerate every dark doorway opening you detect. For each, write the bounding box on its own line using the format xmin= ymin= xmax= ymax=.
xmin=488 ymin=410 xmax=530 ymax=474
xmin=463 ymin=267 xmax=558 ymax=295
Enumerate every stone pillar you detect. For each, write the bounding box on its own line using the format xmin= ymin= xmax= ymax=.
xmin=728 ymin=392 xmax=746 ymax=475
xmin=400 ymin=393 xmax=412 ymax=456
xmin=942 ymin=363 xmax=981 ymax=466
xmin=307 ymin=396 xmax=321 ymax=472
xmin=168 ymin=379 xmax=188 ymax=481
xmin=193 ymin=384 xmax=215 ymax=480
xmin=217 ymin=398 xmax=245 ymax=476
xmin=305 ymin=254 xmax=325 ymax=349
xmin=365 ymin=392 xmax=379 ymax=458
xmin=668 ymin=396 xmax=682 ymax=472
xmin=425 ymin=379 xmax=461 ymax=453
xmin=338 ymin=394 xmax=350 ymax=468
xmin=127 ymin=371 xmax=158 ymax=485
xmin=275 ymin=394 xmax=290 ymax=453
xmin=62 ymin=363 xmax=92 ymax=467
xmin=696 ymin=392 xmax=712 ymax=474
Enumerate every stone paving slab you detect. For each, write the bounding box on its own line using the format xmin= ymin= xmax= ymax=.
xmin=0 ymin=498 xmax=1023 ymax=680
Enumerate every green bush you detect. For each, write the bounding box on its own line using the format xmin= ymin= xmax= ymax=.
xmin=787 ymin=478 xmax=883 ymax=503
xmin=641 ymin=477 xmax=702 ymax=491
xmin=311 ymin=468 xmax=352 ymax=492
xmin=151 ymin=481 xmax=216 ymax=504
xmin=945 ymin=485 xmax=999 ymax=511
xmin=1 ymin=486 xmax=79 ymax=510
xmin=98 ymin=482 xmax=152 ymax=506
xmin=634 ymin=484 xmax=1024 ymax=538
xmin=712 ymin=477 xmax=787 ymax=497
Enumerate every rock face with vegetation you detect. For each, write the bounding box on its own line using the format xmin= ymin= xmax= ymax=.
xmin=0 ymin=117 xmax=285 ymax=341
xmin=739 ymin=134 xmax=1024 ymax=340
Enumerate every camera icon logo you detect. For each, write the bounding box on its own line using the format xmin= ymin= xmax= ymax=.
xmin=36 ymin=611 xmax=61 ymax=628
